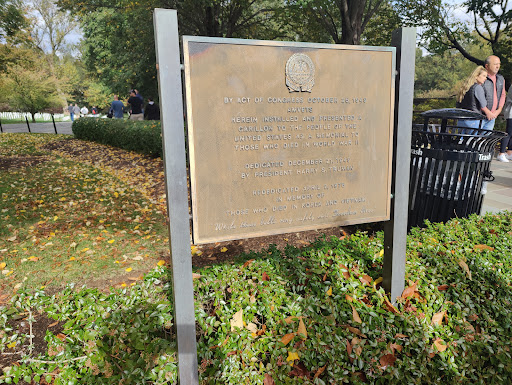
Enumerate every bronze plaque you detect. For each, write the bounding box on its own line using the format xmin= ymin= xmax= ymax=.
xmin=183 ymin=37 xmax=395 ymax=244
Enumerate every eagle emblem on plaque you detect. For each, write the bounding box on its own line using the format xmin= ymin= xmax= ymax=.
xmin=285 ymin=53 xmax=315 ymax=92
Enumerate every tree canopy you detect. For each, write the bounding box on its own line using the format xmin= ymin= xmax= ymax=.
xmin=1 ymin=47 xmax=63 ymax=120
xmin=0 ymin=0 xmax=26 ymax=41
xmin=397 ymin=0 xmax=512 ymax=82
xmin=55 ymin=0 xmax=403 ymax=103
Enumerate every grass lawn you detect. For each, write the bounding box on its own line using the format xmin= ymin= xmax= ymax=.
xmin=0 ymin=133 xmax=168 ymax=292
xmin=1 ymin=133 xmax=512 ymax=384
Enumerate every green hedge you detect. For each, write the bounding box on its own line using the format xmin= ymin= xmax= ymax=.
xmin=72 ymin=118 xmax=163 ymax=157
xmin=3 ymin=213 xmax=512 ymax=384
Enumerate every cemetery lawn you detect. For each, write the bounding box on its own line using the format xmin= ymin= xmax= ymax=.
xmin=2 ymin=133 xmax=512 ymax=384
xmin=0 ymin=133 xmax=169 ymax=293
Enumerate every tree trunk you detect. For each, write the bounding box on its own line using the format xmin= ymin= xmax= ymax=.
xmin=340 ymin=0 xmax=366 ymax=45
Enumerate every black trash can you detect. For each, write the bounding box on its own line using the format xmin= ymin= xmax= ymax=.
xmin=408 ymin=108 xmax=506 ymax=228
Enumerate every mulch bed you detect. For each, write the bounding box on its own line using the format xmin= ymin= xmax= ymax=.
xmin=0 ymin=156 xmax=51 ymax=170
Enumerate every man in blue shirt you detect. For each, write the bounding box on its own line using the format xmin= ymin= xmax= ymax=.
xmin=111 ymin=95 xmax=125 ymax=119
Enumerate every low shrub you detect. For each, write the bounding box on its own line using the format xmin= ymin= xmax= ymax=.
xmin=2 ymin=212 xmax=512 ymax=384
xmin=72 ymin=118 xmax=162 ymax=157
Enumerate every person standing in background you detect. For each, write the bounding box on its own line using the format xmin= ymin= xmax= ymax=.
xmin=144 ymin=97 xmax=160 ymax=120
xmin=127 ymin=89 xmax=143 ymax=121
xmin=456 ymin=66 xmax=491 ymax=130
xmin=67 ymin=103 xmax=75 ymax=122
xmin=73 ymin=104 xmax=80 ymax=119
xmin=134 ymin=89 xmax=144 ymax=114
xmin=497 ymin=85 xmax=512 ymax=162
xmin=111 ymin=95 xmax=125 ymax=119
xmin=481 ymin=55 xmax=506 ymax=130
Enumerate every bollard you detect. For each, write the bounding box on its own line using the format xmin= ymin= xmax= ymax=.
xmin=26 ymin=116 xmax=31 ymax=133
xmin=52 ymin=114 xmax=57 ymax=134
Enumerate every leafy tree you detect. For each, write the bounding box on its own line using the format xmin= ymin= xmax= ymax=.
xmin=2 ymin=60 xmax=63 ymax=121
xmin=58 ymin=0 xmax=160 ymax=99
xmin=83 ymin=80 xmax=113 ymax=110
xmin=163 ymin=0 xmax=283 ymax=39
xmin=0 ymin=0 xmax=26 ymax=41
xmin=396 ymin=0 xmax=512 ymax=82
xmin=414 ymin=49 xmax=468 ymax=97
xmin=57 ymin=0 xmax=286 ymax=101
xmin=361 ymin=0 xmax=401 ymax=46
xmin=30 ymin=0 xmax=78 ymax=58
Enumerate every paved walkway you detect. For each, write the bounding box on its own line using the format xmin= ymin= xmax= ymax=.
xmin=481 ymin=159 xmax=512 ymax=214
xmin=1 ymin=121 xmax=73 ymax=135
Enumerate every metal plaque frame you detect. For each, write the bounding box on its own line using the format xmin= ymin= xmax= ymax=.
xmin=183 ymin=37 xmax=396 ymax=244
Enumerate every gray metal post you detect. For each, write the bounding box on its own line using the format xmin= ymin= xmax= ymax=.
xmin=383 ymin=28 xmax=416 ymax=303
xmin=154 ymin=9 xmax=199 ymax=385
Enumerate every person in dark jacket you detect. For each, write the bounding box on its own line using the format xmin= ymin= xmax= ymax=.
xmin=456 ymin=66 xmax=492 ymax=131
xmin=144 ymin=98 xmax=160 ymax=120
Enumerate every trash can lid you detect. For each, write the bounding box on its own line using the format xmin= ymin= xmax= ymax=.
xmin=421 ymin=108 xmax=485 ymax=120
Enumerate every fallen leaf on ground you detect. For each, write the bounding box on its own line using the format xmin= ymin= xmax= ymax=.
xmin=432 ymin=310 xmax=446 ymax=326
xmin=383 ymin=297 xmax=400 ymax=314
xmin=286 ymin=351 xmax=299 ymax=365
xmin=379 ymin=353 xmax=396 ymax=369
xmin=360 ymin=274 xmax=372 ymax=285
xmin=344 ymin=325 xmax=366 ymax=338
xmin=351 ymin=305 xmax=362 ymax=323
xmin=314 ymin=364 xmax=327 ymax=379
xmin=246 ymin=322 xmax=258 ymax=333
xmin=281 ymin=333 xmax=295 ymax=345
xmin=242 ymin=259 xmax=255 ymax=268
xmin=458 ymin=260 xmax=472 ymax=280
xmin=284 ymin=316 xmax=301 ymax=324
xmin=473 ymin=244 xmax=494 ymax=252
xmin=433 ymin=338 xmax=447 ymax=352
xmin=263 ymin=373 xmax=275 ymax=385
xmin=401 ymin=281 xmax=418 ymax=299
xmin=230 ymin=309 xmax=243 ymax=331
xmin=297 ymin=318 xmax=307 ymax=339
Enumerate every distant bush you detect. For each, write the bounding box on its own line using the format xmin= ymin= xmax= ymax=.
xmin=413 ymin=97 xmax=456 ymax=124
xmin=72 ymin=118 xmax=162 ymax=157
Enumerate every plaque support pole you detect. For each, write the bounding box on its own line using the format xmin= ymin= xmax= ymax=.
xmin=383 ymin=28 xmax=416 ymax=303
xmin=154 ymin=9 xmax=199 ymax=385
